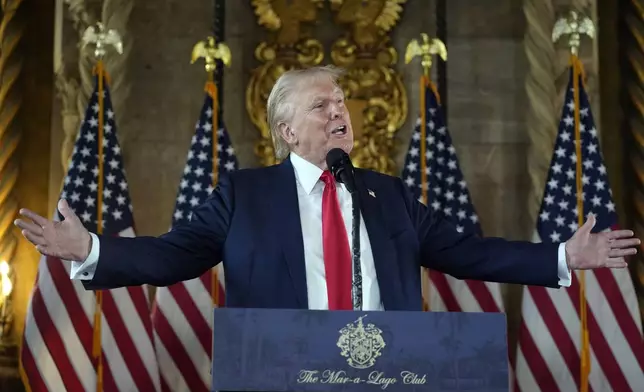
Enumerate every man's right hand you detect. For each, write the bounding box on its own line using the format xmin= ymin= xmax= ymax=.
xmin=14 ymin=199 xmax=92 ymax=261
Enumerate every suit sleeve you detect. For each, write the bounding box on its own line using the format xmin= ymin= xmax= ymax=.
xmin=82 ymin=174 xmax=235 ymax=290
xmin=398 ymin=179 xmax=561 ymax=288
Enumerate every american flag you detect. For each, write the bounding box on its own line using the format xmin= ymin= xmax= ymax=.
xmin=151 ymin=81 xmax=237 ymax=392
xmin=513 ymin=65 xmax=644 ymax=391
xmin=401 ymin=78 xmax=504 ymax=313
xmin=20 ymin=71 xmax=161 ymax=391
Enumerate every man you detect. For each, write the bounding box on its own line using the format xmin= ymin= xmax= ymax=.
xmin=15 ymin=65 xmax=639 ymax=311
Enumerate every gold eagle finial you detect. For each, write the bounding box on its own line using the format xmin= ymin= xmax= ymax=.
xmin=81 ymin=22 xmax=123 ymax=59
xmin=552 ymin=10 xmax=595 ymax=55
xmin=405 ymin=33 xmax=447 ymax=77
xmin=191 ymin=36 xmax=231 ymax=73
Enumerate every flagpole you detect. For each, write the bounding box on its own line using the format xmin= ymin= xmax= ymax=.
xmin=209 ymin=73 xmax=220 ymax=306
xmin=81 ymin=22 xmax=123 ymax=392
xmin=92 ymin=58 xmax=105 ymax=392
xmin=405 ymin=34 xmax=447 ymax=311
xmin=571 ymin=52 xmax=590 ymax=392
xmin=191 ymin=36 xmax=231 ymax=306
xmin=552 ymin=10 xmax=594 ymax=392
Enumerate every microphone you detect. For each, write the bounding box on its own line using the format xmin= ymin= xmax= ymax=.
xmin=325 ymin=147 xmax=363 ymax=311
xmin=325 ymin=148 xmax=357 ymax=194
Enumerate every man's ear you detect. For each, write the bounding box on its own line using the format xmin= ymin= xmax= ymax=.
xmin=279 ymin=122 xmax=296 ymax=144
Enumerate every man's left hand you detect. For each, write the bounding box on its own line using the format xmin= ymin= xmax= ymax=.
xmin=565 ymin=214 xmax=641 ymax=270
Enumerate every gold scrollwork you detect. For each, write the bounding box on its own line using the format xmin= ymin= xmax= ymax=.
xmin=329 ymin=0 xmax=407 ymax=175
xmin=247 ymin=0 xmax=325 ymax=166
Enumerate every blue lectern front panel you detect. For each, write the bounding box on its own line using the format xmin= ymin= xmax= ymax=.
xmin=212 ymin=308 xmax=508 ymax=391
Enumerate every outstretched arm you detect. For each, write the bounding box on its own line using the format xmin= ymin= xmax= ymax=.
xmin=397 ymin=178 xmax=638 ymax=288
xmin=16 ymin=174 xmax=236 ymax=289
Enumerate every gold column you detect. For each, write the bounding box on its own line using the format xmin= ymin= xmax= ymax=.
xmin=622 ymin=0 xmax=644 ymax=319
xmin=0 ymin=0 xmax=24 ymax=343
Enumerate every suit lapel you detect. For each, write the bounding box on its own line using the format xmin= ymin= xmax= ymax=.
xmin=354 ymin=170 xmax=399 ymax=310
xmin=274 ymin=158 xmax=308 ymax=308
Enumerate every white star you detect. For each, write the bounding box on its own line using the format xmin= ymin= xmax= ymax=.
xmin=84 ymin=196 xmax=95 ymax=207
xmin=555 ymin=215 xmax=565 ymax=226
xmin=568 ymin=222 xmax=579 ymax=232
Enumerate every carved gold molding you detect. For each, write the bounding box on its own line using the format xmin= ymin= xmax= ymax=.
xmin=247 ymin=0 xmax=407 ymax=173
xmin=247 ymin=0 xmax=325 ymax=167
xmin=329 ymin=0 xmax=407 ymax=175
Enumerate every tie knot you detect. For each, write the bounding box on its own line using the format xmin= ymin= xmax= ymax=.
xmin=320 ymin=170 xmax=335 ymax=187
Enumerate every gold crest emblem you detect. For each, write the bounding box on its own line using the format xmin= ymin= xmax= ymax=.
xmin=337 ymin=315 xmax=386 ymax=369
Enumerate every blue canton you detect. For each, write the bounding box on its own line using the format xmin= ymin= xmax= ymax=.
xmin=401 ymin=84 xmax=481 ymax=235
xmin=171 ymin=89 xmax=238 ymax=226
xmin=537 ymin=70 xmax=617 ymax=243
xmin=60 ymin=74 xmax=134 ymax=235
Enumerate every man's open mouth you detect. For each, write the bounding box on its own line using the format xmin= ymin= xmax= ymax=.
xmin=332 ymin=125 xmax=347 ymax=135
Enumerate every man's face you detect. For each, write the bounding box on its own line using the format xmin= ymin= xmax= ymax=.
xmin=280 ymin=76 xmax=353 ymax=168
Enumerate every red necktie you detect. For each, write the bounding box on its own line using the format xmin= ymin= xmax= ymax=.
xmin=320 ymin=170 xmax=353 ymax=310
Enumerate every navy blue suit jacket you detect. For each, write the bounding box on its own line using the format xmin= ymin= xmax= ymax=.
xmin=84 ymin=157 xmax=561 ymax=310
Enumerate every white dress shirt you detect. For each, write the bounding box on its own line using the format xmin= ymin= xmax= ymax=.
xmin=289 ymin=152 xmax=382 ymax=310
xmin=70 ymin=153 xmax=572 ymax=307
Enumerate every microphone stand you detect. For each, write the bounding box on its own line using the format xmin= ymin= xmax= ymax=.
xmin=350 ymin=191 xmax=363 ymax=311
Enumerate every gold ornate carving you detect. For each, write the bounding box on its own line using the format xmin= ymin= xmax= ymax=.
xmin=329 ymin=0 xmax=407 ymax=174
xmin=247 ymin=0 xmax=325 ymax=166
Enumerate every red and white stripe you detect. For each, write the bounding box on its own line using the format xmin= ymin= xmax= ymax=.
xmin=422 ymin=268 xmax=504 ymax=312
xmin=514 ymin=230 xmax=644 ymax=391
xmin=20 ymin=216 xmax=161 ymax=392
xmin=152 ymin=265 xmax=225 ymax=392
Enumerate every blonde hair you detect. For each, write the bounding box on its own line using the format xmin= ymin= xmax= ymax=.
xmin=266 ymin=65 xmax=345 ymax=160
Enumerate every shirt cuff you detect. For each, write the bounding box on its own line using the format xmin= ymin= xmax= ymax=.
xmin=557 ymin=242 xmax=572 ymax=287
xmin=69 ymin=232 xmax=100 ymax=280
